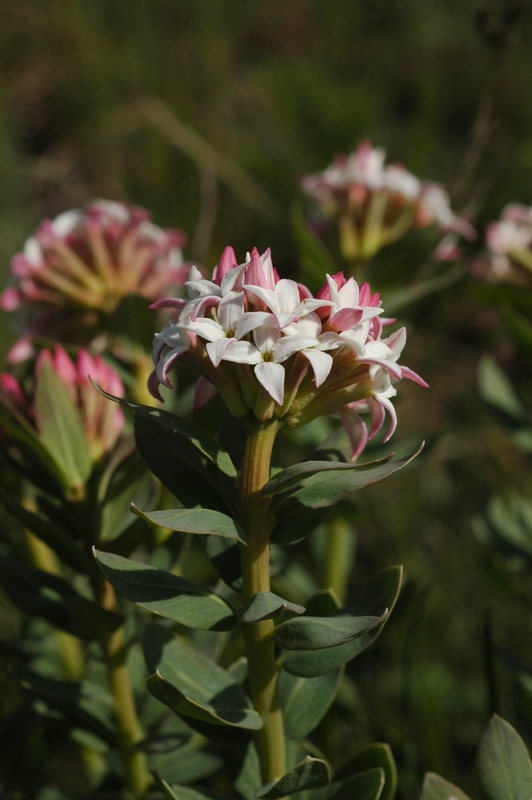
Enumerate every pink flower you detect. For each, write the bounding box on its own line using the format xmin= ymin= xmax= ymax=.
xmin=1 ymin=200 xmax=188 ymax=347
xmin=0 ymin=345 xmax=125 ymax=463
xmin=150 ymin=248 xmax=427 ymax=457
xmin=301 ymin=141 xmax=475 ymax=260
xmin=480 ymin=203 xmax=532 ymax=286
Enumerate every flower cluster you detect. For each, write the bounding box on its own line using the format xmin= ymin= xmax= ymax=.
xmin=0 ymin=199 xmax=188 ymax=349
xmin=150 ymin=247 xmax=427 ymax=459
xmin=301 ymin=141 xmax=475 ymax=261
xmin=482 ymin=203 xmax=532 ymax=287
xmin=0 ymin=346 xmax=125 ymax=463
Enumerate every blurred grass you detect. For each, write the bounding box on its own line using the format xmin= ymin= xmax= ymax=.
xmin=1 ymin=1 xmax=532 ymax=795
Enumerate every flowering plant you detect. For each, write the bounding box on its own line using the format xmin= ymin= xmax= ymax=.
xmin=483 ymin=203 xmax=532 ymax=286
xmin=301 ymin=141 xmax=475 ymax=262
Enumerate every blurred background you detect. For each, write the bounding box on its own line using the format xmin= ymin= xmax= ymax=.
xmin=1 ymin=1 xmax=532 ymax=797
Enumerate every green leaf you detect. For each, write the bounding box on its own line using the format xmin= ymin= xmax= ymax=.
xmin=131 ymin=505 xmax=247 ymax=545
xmin=134 ymin=415 xmax=231 ymax=513
xmin=421 ymin=773 xmax=471 ymax=800
xmin=263 ymin=454 xmax=393 ymax=496
xmin=281 ymin=567 xmax=402 ymax=677
xmin=0 ymin=556 xmax=123 ymax=640
xmin=34 ymin=358 xmax=92 ymax=491
xmin=92 ymin=381 xmax=237 ymax=477
xmin=477 ymin=355 xmax=527 ymax=421
xmin=279 ymin=668 xmax=342 ymax=740
xmin=237 ymin=592 xmax=306 ymax=623
xmin=152 ymin=773 xmax=180 ymax=800
xmin=94 ymin=549 xmax=236 ymax=631
xmin=148 ymin=738 xmax=222 ymax=785
xmin=273 ymin=612 xmax=385 ymax=651
xmin=206 ymin=535 xmax=242 ymax=590
xmin=256 ymin=756 xmax=331 ymax=799
xmin=336 ymin=744 xmax=396 ymax=800
xmin=269 ymin=447 xmax=423 ymax=515
xmin=477 ymin=714 xmax=532 ymax=800
xmin=0 ymin=489 xmax=87 ymax=572
xmin=271 ymin=506 xmax=331 ymax=546
xmin=147 ymin=672 xmax=262 ymax=731
xmin=143 ymin=625 xmax=260 ymax=739
xmin=98 ymin=448 xmax=158 ymax=542
xmin=328 ymin=768 xmax=385 ymax=800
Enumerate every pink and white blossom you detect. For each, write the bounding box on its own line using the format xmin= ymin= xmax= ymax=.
xmin=301 ymin=141 xmax=475 ymax=260
xmin=478 ymin=203 xmax=532 ymax=286
xmin=1 ymin=200 xmax=188 ymax=354
xmin=150 ymin=247 xmax=427 ymax=458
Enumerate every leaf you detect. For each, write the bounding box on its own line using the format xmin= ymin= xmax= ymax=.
xmin=148 ymin=738 xmax=222 ymax=785
xmin=271 ymin=506 xmax=331 ymax=546
xmin=92 ymin=381 xmax=237 ymax=477
xmin=152 ymin=773 xmax=180 ymax=800
xmin=281 ymin=567 xmax=402 ymax=677
xmin=477 ymin=355 xmax=527 ymax=421
xmin=134 ymin=415 xmax=231 ymax=514
xmin=131 ymin=505 xmax=247 ymax=544
xmin=256 ymin=756 xmax=331 ymax=799
xmin=263 ymin=454 xmax=393 ymax=496
xmin=477 ymin=714 xmax=532 ymax=800
xmin=421 ymin=773 xmax=472 ymax=800
xmin=0 ymin=556 xmax=123 ymax=640
xmin=279 ymin=668 xmax=342 ymax=740
xmin=143 ymin=625 xmax=260 ymax=740
xmin=237 ymin=592 xmax=306 ymax=623
xmin=0 ymin=488 xmax=88 ymax=572
xmin=269 ymin=447 xmax=423 ymax=515
xmin=273 ymin=612 xmax=385 ymax=651
xmin=147 ymin=672 xmax=262 ymax=732
xmin=34 ymin=358 xmax=92 ymax=492
xmin=94 ymin=549 xmax=236 ymax=631
xmin=206 ymin=535 xmax=242 ymax=590
xmin=328 ymin=768 xmax=385 ymax=800
xmin=336 ymin=744 xmax=396 ymax=800
xmin=98 ymin=450 xmax=158 ymax=542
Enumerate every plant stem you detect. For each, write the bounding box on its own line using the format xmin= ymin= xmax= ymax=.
xmin=98 ymin=581 xmax=151 ymax=799
xmin=239 ymin=417 xmax=286 ymax=785
xmin=322 ymin=513 xmax=356 ymax=605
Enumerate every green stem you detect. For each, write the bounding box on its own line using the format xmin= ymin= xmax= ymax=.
xmin=99 ymin=581 xmax=151 ymax=799
xmin=239 ymin=418 xmax=286 ymax=784
xmin=322 ymin=513 xmax=356 ymax=605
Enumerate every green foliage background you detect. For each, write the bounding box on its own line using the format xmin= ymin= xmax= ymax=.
xmin=1 ymin=1 xmax=532 ymax=797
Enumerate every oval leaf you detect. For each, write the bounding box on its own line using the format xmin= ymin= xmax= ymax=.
xmin=477 ymin=715 xmax=532 ymax=800
xmin=91 ymin=381 xmax=237 ymax=476
xmin=281 ymin=567 xmax=402 ymax=677
xmin=256 ymin=756 xmax=331 ymax=799
xmin=279 ymin=668 xmax=342 ymax=740
xmin=94 ymin=549 xmax=236 ymax=631
xmin=131 ymin=505 xmax=246 ymax=544
xmin=263 ymin=454 xmax=393 ymax=496
xmin=421 ymin=773 xmax=471 ymax=800
xmin=273 ymin=612 xmax=385 ymax=651
xmin=329 ymin=768 xmax=385 ymax=800
xmin=147 ymin=671 xmax=262 ymax=731
xmin=336 ymin=744 xmax=396 ymax=800
xmin=143 ymin=625 xmax=259 ymax=740
xmin=237 ymin=592 xmax=306 ymax=623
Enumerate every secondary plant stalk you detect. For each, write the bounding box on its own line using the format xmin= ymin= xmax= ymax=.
xmin=99 ymin=581 xmax=151 ymax=799
xmin=239 ymin=417 xmax=286 ymax=785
